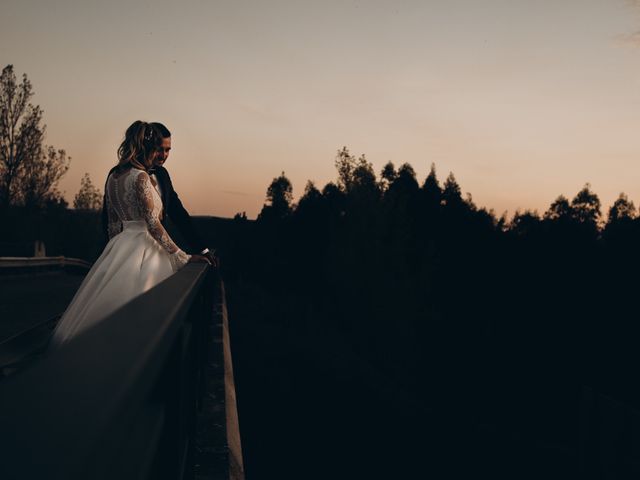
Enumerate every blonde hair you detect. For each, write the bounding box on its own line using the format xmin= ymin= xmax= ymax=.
xmin=117 ymin=121 xmax=162 ymax=170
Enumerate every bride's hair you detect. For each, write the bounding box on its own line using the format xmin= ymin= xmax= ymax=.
xmin=117 ymin=121 xmax=162 ymax=170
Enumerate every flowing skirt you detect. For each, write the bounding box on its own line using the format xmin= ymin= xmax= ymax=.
xmin=49 ymin=220 xmax=174 ymax=350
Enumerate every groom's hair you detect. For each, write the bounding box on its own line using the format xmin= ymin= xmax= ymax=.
xmin=151 ymin=122 xmax=171 ymax=138
xmin=117 ymin=121 xmax=163 ymax=170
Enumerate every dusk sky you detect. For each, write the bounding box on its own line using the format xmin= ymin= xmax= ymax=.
xmin=2 ymin=0 xmax=640 ymax=218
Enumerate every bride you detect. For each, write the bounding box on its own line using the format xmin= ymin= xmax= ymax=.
xmin=49 ymin=121 xmax=209 ymax=350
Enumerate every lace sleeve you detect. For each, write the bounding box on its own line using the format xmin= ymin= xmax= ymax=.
xmin=133 ymin=171 xmax=190 ymax=272
xmin=106 ymin=194 xmax=122 ymax=240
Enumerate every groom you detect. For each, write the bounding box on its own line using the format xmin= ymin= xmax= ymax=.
xmin=101 ymin=122 xmax=216 ymax=265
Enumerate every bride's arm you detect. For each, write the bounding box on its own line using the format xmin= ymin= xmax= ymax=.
xmin=133 ymin=171 xmax=191 ymax=272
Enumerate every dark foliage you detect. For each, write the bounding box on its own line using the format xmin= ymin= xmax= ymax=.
xmin=217 ymin=148 xmax=640 ymax=478
xmin=0 ymin=205 xmax=101 ymax=260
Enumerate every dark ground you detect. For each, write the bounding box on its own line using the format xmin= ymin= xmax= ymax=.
xmin=0 ymin=271 xmax=85 ymax=342
xmin=0 ymin=268 xmax=582 ymax=478
xmin=227 ymin=286 xmax=580 ymax=479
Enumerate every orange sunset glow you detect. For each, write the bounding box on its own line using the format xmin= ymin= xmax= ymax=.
xmin=2 ymin=0 xmax=640 ymax=218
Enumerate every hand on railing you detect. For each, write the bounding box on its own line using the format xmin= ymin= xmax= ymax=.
xmin=189 ymin=254 xmax=212 ymax=265
xmin=204 ymin=250 xmax=219 ymax=268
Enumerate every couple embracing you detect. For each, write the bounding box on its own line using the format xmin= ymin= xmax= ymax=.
xmin=49 ymin=121 xmax=216 ymax=350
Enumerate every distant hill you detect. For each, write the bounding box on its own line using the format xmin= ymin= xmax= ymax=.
xmin=165 ymin=215 xmax=253 ymax=258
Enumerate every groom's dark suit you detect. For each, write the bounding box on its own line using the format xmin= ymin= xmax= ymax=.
xmin=101 ymin=165 xmax=206 ymax=254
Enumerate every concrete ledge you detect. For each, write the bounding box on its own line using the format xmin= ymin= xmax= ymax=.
xmin=220 ymin=281 xmax=245 ymax=480
xmin=0 ymin=256 xmax=92 ymax=269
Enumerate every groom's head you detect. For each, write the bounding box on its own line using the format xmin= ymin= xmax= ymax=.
xmin=151 ymin=122 xmax=171 ymax=167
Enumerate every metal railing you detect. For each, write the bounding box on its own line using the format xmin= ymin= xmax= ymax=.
xmin=0 ymin=256 xmax=91 ymax=370
xmin=0 ymin=256 xmax=92 ymax=274
xmin=0 ymin=263 xmax=243 ymax=480
xmin=0 ymin=315 xmax=60 ymax=374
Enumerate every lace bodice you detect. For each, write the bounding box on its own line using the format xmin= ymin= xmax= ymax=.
xmin=106 ymin=168 xmax=190 ymax=271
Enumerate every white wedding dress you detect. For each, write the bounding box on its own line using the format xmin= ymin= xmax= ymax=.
xmin=49 ymin=167 xmax=191 ymax=350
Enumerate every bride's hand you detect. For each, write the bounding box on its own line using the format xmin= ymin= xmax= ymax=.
xmin=189 ymin=254 xmax=212 ymax=265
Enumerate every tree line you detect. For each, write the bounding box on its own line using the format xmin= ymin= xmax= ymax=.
xmin=0 ymin=65 xmax=102 ymax=212
xmin=218 ymin=146 xmax=640 ymax=474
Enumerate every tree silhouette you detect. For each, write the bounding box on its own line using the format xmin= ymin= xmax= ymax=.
xmin=544 ymin=195 xmax=572 ymax=221
xmin=441 ymin=172 xmax=462 ymax=207
xmin=335 ymin=146 xmax=357 ymax=193
xmin=387 ymin=163 xmax=419 ymax=200
xmin=380 ymin=161 xmax=397 ymax=192
xmin=349 ymin=155 xmax=380 ymax=208
xmin=22 ymin=146 xmax=70 ymax=209
xmin=0 ymin=65 xmax=69 ymax=208
xmin=352 ymin=155 xmax=377 ymax=190
xmin=258 ymin=172 xmax=293 ymax=222
xmin=607 ymin=193 xmax=636 ymax=224
xmin=509 ymin=210 xmax=541 ymax=237
xmin=602 ymin=193 xmax=639 ymax=252
xmin=570 ymin=183 xmax=601 ymax=227
xmin=297 ymin=181 xmax=321 ymax=211
xmin=422 ymin=163 xmax=441 ymax=207
xmin=73 ymin=173 xmax=102 ymax=211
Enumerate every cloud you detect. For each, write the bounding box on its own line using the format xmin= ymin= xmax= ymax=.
xmin=618 ymin=30 xmax=640 ymax=46
xmin=620 ymin=0 xmax=640 ymax=46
